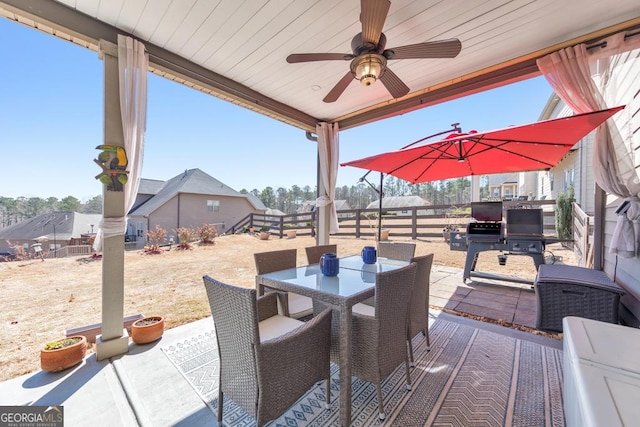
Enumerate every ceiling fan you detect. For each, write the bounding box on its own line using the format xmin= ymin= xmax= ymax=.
xmin=286 ymin=0 xmax=462 ymax=103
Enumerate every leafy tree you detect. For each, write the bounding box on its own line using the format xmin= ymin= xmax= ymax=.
xmin=290 ymin=185 xmax=302 ymax=208
xmin=82 ymin=195 xmax=103 ymax=214
xmin=276 ymin=187 xmax=288 ymax=212
xmin=25 ymin=197 xmax=47 ymax=217
xmin=59 ymin=196 xmax=81 ymax=212
xmin=0 ymin=197 xmax=18 ymax=227
xmin=45 ymin=197 xmax=59 ymax=212
xmin=259 ymin=187 xmax=276 ymax=208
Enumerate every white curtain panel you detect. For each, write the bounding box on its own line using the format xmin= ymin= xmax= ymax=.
xmin=537 ymin=32 xmax=640 ymax=257
xmin=94 ymin=35 xmax=148 ymax=251
xmin=316 ymin=122 xmax=340 ymax=233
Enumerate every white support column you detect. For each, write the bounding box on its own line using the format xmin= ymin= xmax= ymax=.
xmin=96 ymin=40 xmax=129 ymax=360
xmin=471 ymin=175 xmax=481 ymax=202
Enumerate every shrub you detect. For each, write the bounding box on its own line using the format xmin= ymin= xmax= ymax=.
xmin=145 ymin=225 xmax=167 ymax=254
xmin=174 ymin=227 xmax=197 ymax=250
xmin=555 ymin=186 xmax=575 ymax=240
xmin=198 ymin=223 xmax=218 ymax=245
xmin=6 ymin=240 xmax=28 ymax=261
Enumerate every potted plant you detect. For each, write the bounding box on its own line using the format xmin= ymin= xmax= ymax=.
xmin=131 ymin=316 xmax=164 ymax=344
xmin=442 ymin=205 xmax=465 ymax=242
xmin=41 ymin=335 xmax=88 ymax=372
xmin=284 ymin=225 xmax=297 ymax=239
xmin=442 ymin=224 xmax=459 ymax=243
xmin=378 ymin=228 xmax=390 ymax=241
xmin=259 ymin=226 xmax=271 ymax=240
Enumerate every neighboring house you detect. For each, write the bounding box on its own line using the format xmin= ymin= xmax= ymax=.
xmin=127 ymin=168 xmax=266 ymax=248
xmin=486 ymin=173 xmax=519 ymax=200
xmin=366 ymin=195 xmax=430 ymax=215
xmin=297 ymin=200 xmax=353 ymax=219
xmin=0 ymin=211 xmax=100 ymax=254
xmin=265 ymin=208 xmax=285 ymax=216
xmin=516 ymin=171 xmax=539 ymax=201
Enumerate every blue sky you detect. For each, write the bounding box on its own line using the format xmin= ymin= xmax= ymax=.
xmin=1 ymin=18 xmax=554 ymax=201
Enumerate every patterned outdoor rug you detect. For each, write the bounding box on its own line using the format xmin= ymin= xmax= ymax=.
xmin=161 ymin=317 xmax=564 ymax=426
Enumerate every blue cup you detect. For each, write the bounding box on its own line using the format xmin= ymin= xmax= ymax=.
xmin=320 ymin=253 xmax=339 ymax=276
xmin=361 ymin=246 xmax=377 ymax=264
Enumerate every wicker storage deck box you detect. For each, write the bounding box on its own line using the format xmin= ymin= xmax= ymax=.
xmin=534 ymin=264 xmax=624 ymax=332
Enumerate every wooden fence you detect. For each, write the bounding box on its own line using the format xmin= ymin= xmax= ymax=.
xmin=228 ymin=200 xmax=559 ymax=241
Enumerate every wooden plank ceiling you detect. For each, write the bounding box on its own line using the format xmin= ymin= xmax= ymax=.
xmin=1 ymin=0 xmax=639 ymax=132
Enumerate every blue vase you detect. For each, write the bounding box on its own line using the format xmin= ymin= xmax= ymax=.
xmin=361 ymin=246 xmax=377 ymax=264
xmin=320 ymin=253 xmax=339 ymax=276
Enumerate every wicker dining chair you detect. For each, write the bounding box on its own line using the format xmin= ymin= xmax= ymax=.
xmin=304 ymin=244 xmax=338 ymax=264
xmin=202 ymin=275 xmax=332 ymax=426
xmin=377 ymin=241 xmax=416 ymax=261
xmin=350 ymin=262 xmax=417 ymax=420
xmin=407 ymin=254 xmax=435 ymax=366
xmin=254 ymin=249 xmax=313 ymax=320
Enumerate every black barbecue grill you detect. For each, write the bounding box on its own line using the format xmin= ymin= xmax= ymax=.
xmin=463 ymin=202 xmax=546 ymax=285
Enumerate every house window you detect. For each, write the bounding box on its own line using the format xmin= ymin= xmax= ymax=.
xmin=564 ymin=169 xmax=574 ymax=190
xmin=207 ymin=200 xmax=220 ymax=212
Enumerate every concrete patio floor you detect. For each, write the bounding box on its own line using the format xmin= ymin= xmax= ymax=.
xmin=430 ymin=265 xmax=541 ymax=330
xmin=0 ymin=266 xmax=559 ymax=426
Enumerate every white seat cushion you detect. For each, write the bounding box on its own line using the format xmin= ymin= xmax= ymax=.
xmin=352 ymin=303 xmax=375 ymax=317
xmin=258 ymin=315 xmax=304 ymax=342
xmin=288 ymin=293 xmax=314 ymax=318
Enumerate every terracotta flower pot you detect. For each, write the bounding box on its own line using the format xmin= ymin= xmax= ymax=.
xmin=259 ymin=231 xmax=270 ymax=240
xmin=41 ymin=335 xmax=88 ymax=372
xmin=131 ymin=316 xmax=164 ymax=344
xmin=375 ymin=228 xmax=390 ymax=241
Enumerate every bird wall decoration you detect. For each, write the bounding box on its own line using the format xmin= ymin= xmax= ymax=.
xmin=94 ymin=145 xmax=129 ymax=192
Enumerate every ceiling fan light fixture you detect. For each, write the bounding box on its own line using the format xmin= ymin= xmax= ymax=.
xmin=351 ymin=54 xmax=386 ymax=87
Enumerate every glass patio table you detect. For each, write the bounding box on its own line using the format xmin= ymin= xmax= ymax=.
xmin=255 ymin=259 xmax=408 ymax=427
xmin=338 ymin=254 xmax=410 ymax=272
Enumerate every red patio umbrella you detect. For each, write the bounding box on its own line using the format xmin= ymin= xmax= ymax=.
xmin=341 ymin=106 xmax=624 ymax=183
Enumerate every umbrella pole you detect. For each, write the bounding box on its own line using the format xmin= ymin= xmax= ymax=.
xmin=378 ymin=172 xmax=383 ymax=241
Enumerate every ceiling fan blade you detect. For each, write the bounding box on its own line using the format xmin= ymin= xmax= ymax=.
xmin=323 ymin=71 xmax=354 ymax=103
xmin=360 ymin=0 xmax=390 ymax=46
xmin=379 ymin=67 xmax=410 ymax=99
xmin=385 ymin=39 xmax=462 ymax=59
xmin=287 ymin=53 xmax=353 ymax=63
